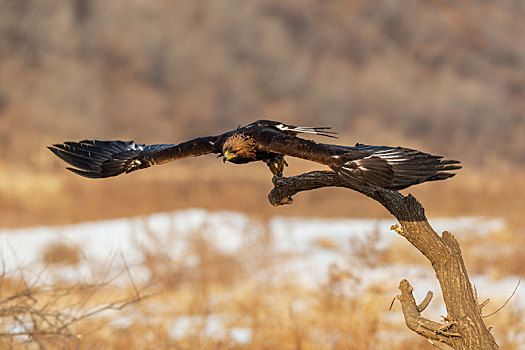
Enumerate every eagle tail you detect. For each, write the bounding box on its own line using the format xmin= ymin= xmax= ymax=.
xmin=332 ymin=144 xmax=461 ymax=190
xmin=48 ymin=140 xmax=160 ymax=178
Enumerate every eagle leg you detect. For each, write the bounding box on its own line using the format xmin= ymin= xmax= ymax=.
xmin=277 ymin=156 xmax=288 ymax=175
xmin=267 ymin=162 xmax=280 ymax=177
xmin=266 ymin=156 xmax=288 ymax=177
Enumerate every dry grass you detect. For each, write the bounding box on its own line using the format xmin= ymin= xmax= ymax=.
xmin=2 ymin=163 xmax=524 ymax=229
xmin=0 ymin=270 xmax=148 ymax=349
xmin=462 ymin=225 xmax=525 ymax=279
xmin=1 ymin=217 xmax=523 ymax=349
xmin=1 ymin=162 xmax=523 ymax=348
xmin=41 ymin=242 xmax=82 ymax=266
xmin=0 ymin=1 xmax=523 ymax=346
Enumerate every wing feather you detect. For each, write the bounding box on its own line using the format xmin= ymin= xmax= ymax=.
xmin=49 ymin=120 xmax=461 ymax=189
xmin=49 ymin=136 xmax=222 ymax=179
xmin=331 ymin=144 xmax=461 ymax=190
xmin=252 ymin=120 xmax=338 ymax=138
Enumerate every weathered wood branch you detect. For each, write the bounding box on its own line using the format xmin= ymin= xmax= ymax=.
xmin=268 ymin=171 xmax=498 ymax=349
xmin=397 ymin=279 xmax=459 ymax=346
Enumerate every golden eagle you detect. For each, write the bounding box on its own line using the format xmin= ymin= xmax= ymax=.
xmin=48 ymin=120 xmax=461 ymax=190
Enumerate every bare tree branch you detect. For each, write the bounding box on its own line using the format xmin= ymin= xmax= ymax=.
xmin=268 ymin=171 xmax=499 ymax=349
xmin=417 ymin=290 xmax=434 ymax=313
xmin=397 ymin=279 xmax=458 ymax=346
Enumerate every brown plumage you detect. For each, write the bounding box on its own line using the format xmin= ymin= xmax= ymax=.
xmin=222 ymin=133 xmax=258 ymax=162
xmin=48 ymin=120 xmax=461 ymax=190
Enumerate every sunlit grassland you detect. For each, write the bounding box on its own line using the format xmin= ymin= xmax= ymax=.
xmin=2 ymin=160 xmax=524 ymax=227
xmin=0 ymin=211 xmax=523 ymax=349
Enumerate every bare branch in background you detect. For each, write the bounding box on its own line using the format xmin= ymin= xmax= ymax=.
xmin=0 ymin=263 xmax=150 ymax=348
xmin=482 ymin=279 xmax=520 ymax=318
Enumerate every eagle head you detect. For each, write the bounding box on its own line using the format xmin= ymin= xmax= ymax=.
xmin=222 ymin=134 xmax=257 ymax=163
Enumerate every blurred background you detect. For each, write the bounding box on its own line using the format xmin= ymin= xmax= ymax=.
xmin=0 ymin=0 xmax=524 ymax=348
xmin=1 ymin=0 xmax=524 ymax=226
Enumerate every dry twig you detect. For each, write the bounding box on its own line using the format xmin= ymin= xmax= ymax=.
xmin=482 ymin=279 xmax=520 ymax=318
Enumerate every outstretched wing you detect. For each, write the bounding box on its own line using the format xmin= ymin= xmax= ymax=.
xmin=255 ymin=131 xmax=461 ymax=189
xmin=48 ymin=136 xmax=222 ymax=178
xmin=330 ymin=144 xmax=462 ymax=190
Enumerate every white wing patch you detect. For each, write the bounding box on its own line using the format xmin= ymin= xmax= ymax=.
xmin=127 ymin=141 xmax=145 ymax=151
xmin=275 ymin=123 xmax=319 ymax=134
xmin=274 ymin=123 xmax=338 ymax=138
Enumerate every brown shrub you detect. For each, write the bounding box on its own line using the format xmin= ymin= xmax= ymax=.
xmin=41 ymin=242 xmax=82 ymax=266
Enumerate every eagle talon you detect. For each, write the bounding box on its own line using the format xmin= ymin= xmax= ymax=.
xmin=267 ymin=155 xmax=287 ymax=177
xmin=280 ymin=196 xmax=293 ymax=205
xmin=267 ymin=160 xmax=284 ymax=177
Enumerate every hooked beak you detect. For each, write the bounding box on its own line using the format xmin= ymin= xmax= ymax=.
xmin=222 ymin=150 xmax=232 ymax=163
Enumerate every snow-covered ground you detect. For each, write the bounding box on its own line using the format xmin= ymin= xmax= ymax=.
xmin=0 ymin=210 xmax=521 ymax=344
xmin=0 ymin=213 xmax=518 ymax=296
xmin=0 ymin=210 xmax=514 ymax=290
xmin=0 ymin=210 xmax=509 ymax=290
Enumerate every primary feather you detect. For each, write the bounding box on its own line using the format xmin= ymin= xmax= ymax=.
xmin=49 ymin=120 xmax=461 ymax=190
